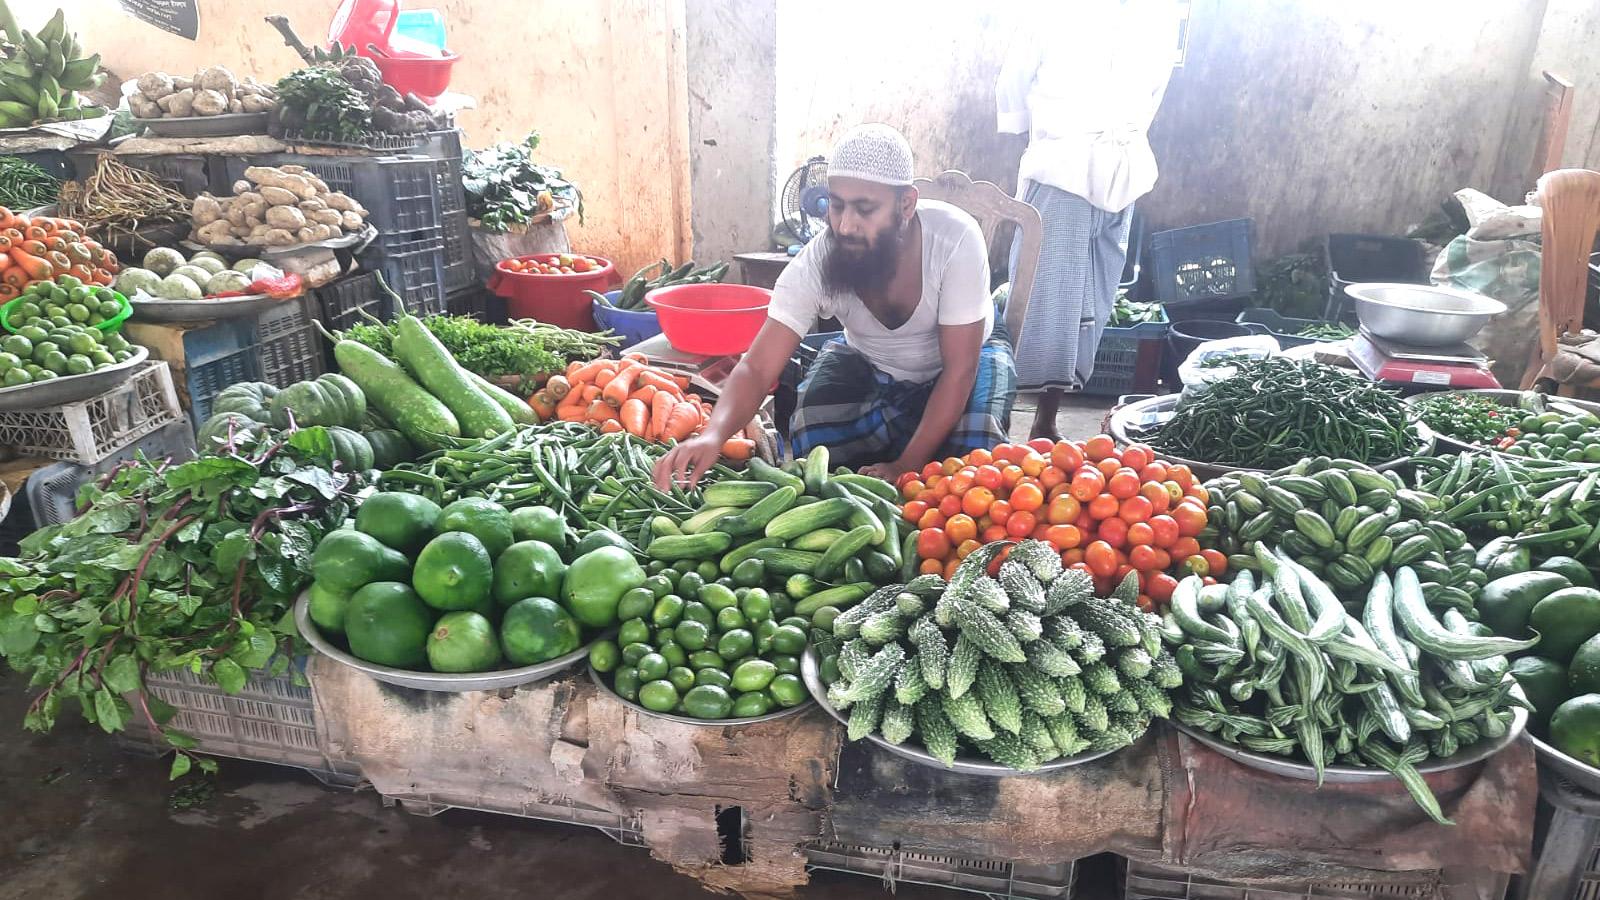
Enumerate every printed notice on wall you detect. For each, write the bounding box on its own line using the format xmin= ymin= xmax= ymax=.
xmin=118 ymin=0 xmax=200 ymax=41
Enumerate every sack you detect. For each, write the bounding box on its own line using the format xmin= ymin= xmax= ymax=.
xmin=1430 ymin=189 xmax=1542 ymax=386
xmin=469 ymin=217 xmax=569 ymax=282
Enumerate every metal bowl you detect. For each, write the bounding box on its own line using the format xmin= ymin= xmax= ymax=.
xmin=132 ymin=112 xmax=269 ymax=138
xmin=0 ymin=346 xmax=149 ymax=411
xmin=1529 ymin=733 xmax=1600 ymax=795
xmin=1172 ymin=709 xmax=1526 ymax=783
xmin=800 ymin=650 xmax=1123 ymax=776
xmin=129 ymin=293 xmax=288 ymax=324
xmin=1345 ymin=282 xmax=1506 ymax=347
xmin=1403 ymin=389 xmax=1600 ymax=455
xmin=293 ymin=592 xmax=595 ymax=692
xmin=586 ymin=664 xmax=813 ymax=726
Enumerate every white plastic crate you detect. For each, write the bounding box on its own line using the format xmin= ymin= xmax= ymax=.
xmin=379 ymin=790 xmax=645 ymax=847
xmin=0 ymin=361 xmax=181 ymax=463
xmin=806 ymin=841 xmax=1076 ymax=899
xmin=1123 ymin=860 xmax=1504 ymax=900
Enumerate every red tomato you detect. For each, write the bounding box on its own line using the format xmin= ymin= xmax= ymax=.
xmin=901 ymin=500 xmax=928 ymax=524
xmin=1020 ymin=452 xmax=1047 ymax=477
xmin=1201 ymin=549 xmax=1228 ymax=578
xmin=1136 ymin=594 xmax=1156 ymax=612
xmin=1051 ymin=441 xmax=1085 ymax=472
xmin=946 ymin=514 xmax=978 ymax=544
xmin=988 ymin=544 xmax=1014 ymax=575
xmin=955 ymin=539 xmax=981 ymax=559
xmin=919 ymin=558 xmax=945 ymax=575
xmin=1148 ymin=514 xmax=1179 ymax=548
xmin=1010 ymin=482 xmax=1044 ymax=512
xmin=917 ymin=527 xmax=951 ymax=559
xmin=942 ymin=457 xmax=964 ymax=476
xmin=1006 ymin=510 xmax=1038 ymax=538
xmin=945 ymin=557 xmax=962 ymax=579
xmin=1186 ymin=484 xmax=1211 ymax=505
xmin=949 ymin=469 xmax=977 ymax=495
xmin=1046 ymin=496 xmax=1081 ymax=525
xmin=962 ymin=486 xmax=995 ymax=518
xmin=900 ymin=478 xmax=925 ymax=501
xmin=966 ymin=448 xmax=993 ymax=466
xmin=1139 ymin=481 xmax=1172 ymax=513
xmin=1027 ymin=437 xmax=1055 ymax=455
xmin=572 ymin=258 xmax=593 ymax=273
xmin=1084 ymin=434 xmax=1116 ymax=462
xmin=1084 ymin=540 xmax=1118 ymax=578
xmin=1146 ymin=573 xmax=1178 ymax=603
xmin=1107 ymin=468 xmax=1141 ymax=500
xmin=1129 ymin=544 xmax=1163 ymax=571
xmin=1168 ymin=463 xmax=1194 ymax=490
xmin=920 ymin=461 xmax=944 ymax=481
xmin=939 ymin=495 xmax=964 ymax=518
xmin=1138 ymin=461 xmax=1169 ymax=484
xmin=975 ymin=464 xmax=1003 ymax=491
xmin=1096 ymin=457 xmax=1123 ymax=478
xmin=1113 ymin=563 xmax=1136 ymax=586
xmin=1046 ymin=524 xmax=1082 ymax=550
xmin=1031 ymin=522 xmax=1052 ymax=541
xmin=917 ymin=508 xmax=947 ymax=530
xmin=1001 ymin=465 xmax=1025 ymax=489
xmin=1085 ymin=493 xmax=1118 ymax=520
xmin=1120 ymin=445 xmax=1151 ymax=472
xmin=1062 ymin=548 xmax=1086 ymax=567
xmin=1038 ymin=465 xmax=1066 ymax=492
xmin=1119 ymin=495 xmax=1154 ymax=524
xmin=990 ymin=443 xmax=1016 ymax=463
xmin=1171 ymin=536 xmax=1202 ymax=562
xmin=1173 ymin=500 xmax=1208 ymax=537
xmin=1183 ymin=554 xmax=1209 ymax=577
xmin=1069 ymin=469 xmax=1105 ymax=503
xmin=1126 ymin=521 xmax=1155 ymax=546
xmin=1096 ymin=515 xmax=1129 ymax=549
xmin=981 ymin=524 xmax=1009 ymax=543
xmin=989 ymin=499 xmax=1012 ymax=525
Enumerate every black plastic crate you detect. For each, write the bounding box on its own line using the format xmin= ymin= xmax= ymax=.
xmin=215 ymin=153 xmax=442 ymax=239
xmin=187 ymin=346 xmax=263 ymax=426
xmin=9 ymin=149 xmax=72 ymax=182
xmin=1149 ymin=218 xmax=1255 ymax=304
xmin=359 ymin=234 xmax=447 ymax=318
xmin=257 ymin=295 xmax=324 ymax=387
xmin=443 ymin=209 xmax=473 ymax=292
xmin=1325 ymin=233 xmax=1428 ymax=319
xmin=110 ymin=153 xmax=212 ymax=198
xmin=419 ymin=129 xmax=465 ymax=216
xmin=24 ymin=419 xmax=197 ymax=528
xmin=317 ymin=271 xmax=390 ymax=331
xmin=446 ymin=285 xmax=488 ymax=320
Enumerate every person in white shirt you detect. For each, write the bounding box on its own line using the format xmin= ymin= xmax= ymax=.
xmin=654 ymin=124 xmax=1016 ymax=487
xmin=997 ymin=1 xmax=1178 ymax=439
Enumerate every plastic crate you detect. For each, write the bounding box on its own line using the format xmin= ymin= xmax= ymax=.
xmin=1236 ymin=308 xmax=1356 ymax=349
xmin=419 ymin=128 xmax=465 ymax=216
xmin=0 ymin=361 xmax=183 ymax=463
xmin=1084 ymin=315 xmax=1168 ymax=396
xmin=1149 ymin=218 xmax=1256 ymax=304
xmin=446 ymin=285 xmax=489 ymax=320
xmin=256 ymin=294 xmax=324 ymax=387
xmin=442 ymin=208 xmax=473 ymax=292
xmin=1123 ymin=860 xmax=1458 ymax=899
xmin=186 ymin=346 xmax=263 ymax=425
xmin=121 ymin=153 xmax=212 ymax=198
xmin=10 ymin=149 xmax=72 ymax=181
xmin=118 ymin=661 xmax=360 ymax=788
xmin=22 ymin=418 xmax=196 ymax=528
xmin=1325 ymin=233 xmax=1427 ymax=319
xmin=316 ymin=271 xmax=390 ymax=331
xmin=806 ymin=841 xmax=1076 ymax=899
xmin=216 ymin=153 xmax=442 ymax=239
xmin=359 ymin=233 xmax=447 ymax=317
xmin=126 ymin=316 xmax=259 ymax=372
xmin=377 ymin=789 xmax=645 ymax=846
xmin=1514 ymin=770 xmax=1600 ymax=900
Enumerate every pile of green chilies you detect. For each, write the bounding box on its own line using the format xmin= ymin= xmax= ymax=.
xmin=1411 ymin=452 xmax=1600 ymax=558
xmin=1151 ymin=358 xmax=1417 ymax=469
xmin=1409 ymin=393 xmax=1512 ymax=446
xmin=0 ymin=156 xmax=60 ymax=210
xmin=376 ymin=422 xmax=734 ymax=548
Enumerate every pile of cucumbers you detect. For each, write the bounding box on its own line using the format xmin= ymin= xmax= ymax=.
xmin=0 ymin=7 xmax=105 ymax=127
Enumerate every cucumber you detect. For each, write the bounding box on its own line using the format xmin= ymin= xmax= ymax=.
xmin=719 ymin=485 xmax=798 ymax=536
xmin=703 ymin=481 xmax=777 ymax=508
xmin=765 ymin=497 xmax=855 ymax=540
xmin=467 ymin=369 xmax=540 ymax=426
xmin=645 ymin=532 xmax=734 ymax=560
xmin=392 ymin=315 xmax=514 ymax=439
xmin=746 ymin=457 xmax=805 ymax=493
xmin=792 ymin=582 xmax=873 ymax=617
xmin=717 ymin=536 xmax=784 ymax=574
xmin=333 ymin=339 xmax=460 ymax=450
xmin=815 ymin=524 xmax=878 ymax=581
xmin=832 ymin=473 xmax=899 ymax=503
xmin=680 ymin=506 xmax=739 ymax=534
xmin=789 ymin=528 xmax=848 ymax=552
xmin=802 ymin=445 xmax=829 ymax=495
xmin=756 ymin=548 xmax=824 ymax=576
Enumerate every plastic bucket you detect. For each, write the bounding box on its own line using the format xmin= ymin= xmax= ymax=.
xmin=371 ymin=51 xmax=460 ymax=103
xmin=488 ymin=253 xmax=617 ymax=330
xmin=645 ymin=283 xmax=770 ymax=356
xmin=591 ymin=290 xmax=662 ymax=348
xmin=1167 ymin=319 xmax=1252 ymax=364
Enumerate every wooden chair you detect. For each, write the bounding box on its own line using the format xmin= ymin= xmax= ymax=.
xmin=1522 ymin=168 xmax=1600 ymax=389
xmin=913 ymin=169 xmax=1043 ymax=342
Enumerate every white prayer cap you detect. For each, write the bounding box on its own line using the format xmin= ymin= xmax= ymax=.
xmin=827 ymin=124 xmax=914 ymax=187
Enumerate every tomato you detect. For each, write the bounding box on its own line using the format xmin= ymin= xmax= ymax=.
xmin=1129 ymin=544 xmax=1163 ymax=571
xmin=990 ymin=443 xmax=1016 ymax=463
xmin=1020 ymin=452 xmax=1047 ymax=477
xmin=975 ymin=464 xmax=1003 ymax=491
xmin=1119 ymin=495 xmax=1154 ymax=524
xmin=1096 ymin=457 xmax=1123 ymax=478
xmin=1168 ymin=463 xmax=1194 ymax=490
xmin=1138 ymin=461 xmax=1169 ymax=484
xmin=1027 ymin=437 xmax=1054 ymax=455
xmin=921 ymin=461 xmax=944 ymax=481
xmin=1173 ymin=501 xmax=1207 ymax=537
xmin=1010 ymin=482 xmax=1044 ymax=512
xmin=900 ymin=479 xmax=925 ymax=501
xmin=915 ymin=488 xmax=937 ymax=504
xmin=988 ymin=544 xmax=1014 ymax=575
xmin=1001 ymin=465 xmax=1025 ymax=489
xmin=902 ymin=500 xmax=929 ymax=524
xmin=988 ymin=499 xmax=1012 ymax=525
xmin=938 ymin=495 xmax=963 ymax=518
xmin=1146 ymin=573 xmax=1178 ymax=604
xmin=1186 ymin=484 xmax=1210 ymax=505
xmin=1183 ymin=554 xmax=1209 ymax=577
xmin=1038 ymin=465 xmax=1066 ymax=492
xmin=1136 ymin=594 xmax=1156 ymax=613
xmin=1006 ymin=510 xmax=1037 ymax=538
xmin=917 ymin=508 xmax=947 ymax=530
xmin=1126 ymin=521 xmax=1155 ymax=546
xmin=1032 ymin=522 xmax=1052 ymax=541
xmin=967 ymin=448 xmax=993 ymax=466
xmin=1087 ymin=493 xmax=1120 ymax=520
xmin=1096 ymin=515 xmax=1128 ymax=548
xmin=928 ymin=478 xmax=950 ymax=499
xmin=1139 ymin=481 xmax=1172 ymax=513
xmin=1162 ymin=481 xmax=1185 ymax=504
xmin=942 ymin=457 xmax=964 ymax=476
xmin=1046 ymin=496 xmax=1081 ymax=525
xmin=956 ymin=538 xmax=981 ymax=560
xmin=573 ymin=258 xmax=593 ymax=272
xmin=981 ymin=524 xmax=1009 ymax=543
xmin=1084 ymin=540 xmax=1118 ymax=578
xmin=1051 ymin=441 xmax=1084 ymax=472
xmin=949 ymin=468 xmax=977 ymax=494
xmin=946 ymin=513 xmax=978 ymax=544
xmin=1151 ymin=548 xmax=1172 ymax=570
xmin=1201 ymin=549 xmax=1228 ymax=578
xmin=944 ymin=557 xmax=962 ymax=579
xmin=1120 ymin=445 xmax=1151 ymax=472
xmin=1045 ymin=524 xmax=1082 ymax=550
xmin=1171 ymin=536 xmax=1202 ymax=562
xmin=917 ymin=527 xmax=952 ymax=560
xmin=1069 ymin=469 xmax=1105 ymax=502
xmin=1084 ymin=434 xmax=1116 ymax=462
xmin=1062 ymin=548 xmax=1085 ymax=567
xmin=1148 ymin=515 xmax=1179 ymax=548
xmin=1107 ymin=468 xmax=1141 ymax=500
xmin=919 ymin=558 xmax=945 ymax=575
xmin=962 ymin=486 xmax=995 ymax=518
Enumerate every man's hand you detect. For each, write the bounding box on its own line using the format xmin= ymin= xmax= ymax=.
xmin=859 ymin=458 xmax=913 ymax=483
xmin=654 ymin=432 xmax=724 ymax=490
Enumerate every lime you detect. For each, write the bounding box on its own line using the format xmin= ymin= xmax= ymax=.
xmin=41 ymin=350 xmax=67 ymax=374
xmin=13 ymin=301 xmax=39 ymax=321
xmin=659 ymin=642 xmax=687 ymax=668
xmin=89 ymin=349 xmax=114 ymax=367
xmin=55 ymin=274 xmax=81 ymax=289
xmin=674 ymin=619 xmax=710 ymax=651
xmin=771 ymin=654 xmax=800 ymax=675
xmin=696 ymin=667 xmax=732 ymax=689
xmin=638 ymin=679 xmax=679 ymax=711
xmin=731 ymin=658 xmax=777 ymax=692
xmin=427 ymin=611 xmax=502 ymax=673
xmin=3 ymin=368 xmax=31 ymax=386
xmin=67 ymin=332 xmax=96 ymax=355
xmin=770 ymin=624 xmax=807 ymax=655
xmin=436 ymin=497 xmax=515 ymax=558
xmin=644 ymin=574 xmax=673 ymax=599
xmin=616 ymin=586 xmax=656 ymax=622
xmin=65 ymin=355 xmax=92 ymax=375
xmin=0 ymin=335 xmax=30 ymax=357
xmin=621 ymin=642 xmax=652 ymax=665
xmin=105 ymin=333 xmax=128 ymax=352
xmin=33 ymin=369 xmax=55 ymax=380
xmin=0 ymin=352 xmax=18 ymax=371
xmin=16 ymin=325 xmax=45 ymax=343
xmin=667 ymin=666 xmax=696 ymax=693
xmin=651 ymin=594 xmax=685 ymax=628
xmin=618 ymin=617 xmax=651 ymax=647
xmin=636 ymin=652 xmax=669 ymax=682
xmin=681 ymin=684 xmax=734 ymax=719
xmin=715 ymin=607 xmax=746 ymax=633
xmin=65 ymin=303 xmax=89 ymax=323
xmin=689 ymin=649 xmax=723 ymax=670
xmin=97 ymin=299 xmax=121 ymax=318
xmin=768 ymin=673 xmax=807 ymax=707
xmin=716 ymin=628 xmax=754 ymax=660
xmin=732 ymin=692 xmax=772 ymax=718
xmin=307 ymin=581 xmax=352 ymax=634
xmin=699 ymin=583 xmax=737 ymax=612
xmin=31 ymin=340 xmax=56 ymax=361
xmin=612 ymin=667 xmax=641 ymax=701
xmin=681 ymin=601 xmax=714 ymax=629
xmin=499 ymin=596 xmax=581 ymax=665
xmin=589 ymin=639 xmax=621 ymax=673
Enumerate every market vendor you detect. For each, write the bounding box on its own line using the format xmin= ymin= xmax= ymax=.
xmin=655 ymin=123 xmax=1015 ymax=488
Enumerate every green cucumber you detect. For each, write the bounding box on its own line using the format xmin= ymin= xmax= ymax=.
xmin=766 ymin=497 xmax=855 ymax=540
xmin=333 ymin=339 xmax=460 ymax=451
xmin=680 ymin=506 xmax=739 ymax=534
xmin=719 ymin=485 xmax=798 ymax=536
xmin=815 ymin=524 xmax=879 ymax=581
xmin=646 ymin=532 xmax=735 ymax=560
xmin=802 ymin=445 xmax=830 ymax=495
xmin=392 ymin=316 xmax=513 ymax=439
xmin=717 ymin=536 xmax=785 ymax=574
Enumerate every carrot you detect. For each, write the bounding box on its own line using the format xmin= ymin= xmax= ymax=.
xmin=587 ymin=399 xmax=619 ymax=423
xmin=528 ymin=392 xmax=557 ymax=421
xmin=619 ymin=397 xmax=649 ymax=436
xmin=579 ymin=383 xmax=602 ymax=403
xmin=649 ymin=389 xmax=676 ymax=441
xmin=635 ymin=370 xmax=682 ymax=397
xmin=671 ymin=375 xmax=691 ymax=390
xmin=544 ymin=374 xmax=571 ymax=400
xmin=630 ymin=383 xmax=658 ymax=405
xmin=569 ymin=358 xmax=609 ymax=383
xmin=623 ymin=351 xmax=648 ymax=364
xmin=603 ymin=361 xmax=642 ymax=407
xmin=9 ymin=250 xmax=50 ymax=281
xmin=556 ymin=404 xmax=587 ymax=422
xmin=600 ymin=419 xmax=625 ymax=434
xmin=664 ymin=401 xmax=701 ymax=441
xmin=720 ymin=438 xmax=756 ymax=461
xmin=566 ymin=360 xmax=583 ymax=378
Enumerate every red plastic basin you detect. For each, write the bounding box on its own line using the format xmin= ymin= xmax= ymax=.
xmin=645 ymin=283 xmax=771 ymax=356
xmin=489 ymin=253 xmax=618 ymax=330
xmin=371 ymin=50 xmax=460 ymax=103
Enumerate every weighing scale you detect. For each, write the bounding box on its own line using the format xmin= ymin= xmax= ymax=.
xmin=1346 ymin=329 xmax=1501 ymax=389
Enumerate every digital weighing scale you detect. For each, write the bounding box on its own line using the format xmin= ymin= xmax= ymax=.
xmin=1347 ymin=329 xmax=1501 ymax=389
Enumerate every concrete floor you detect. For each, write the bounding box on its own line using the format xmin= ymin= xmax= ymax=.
xmin=0 ymin=393 xmax=1122 ymax=900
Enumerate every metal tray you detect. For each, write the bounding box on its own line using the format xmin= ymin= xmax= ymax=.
xmin=800 ymin=650 xmax=1122 ymax=776
xmin=128 ymin=293 xmax=287 ymax=324
xmin=1108 ymin=394 xmax=1435 ymax=480
xmin=293 ymin=592 xmax=594 ymax=693
xmin=587 ymin=664 xmax=813 ymax=726
xmin=1530 ymin=733 xmax=1600 ymax=795
xmin=131 ymin=112 xmax=270 ymax=138
xmin=184 ymin=223 xmax=377 ymax=259
xmin=0 ymin=345 xmax=149 ymax=411
xmin=1404 ymin=389 xmax=1600 ymax=456
xmin=1171 ymin=709 xmax=1527 ymax=783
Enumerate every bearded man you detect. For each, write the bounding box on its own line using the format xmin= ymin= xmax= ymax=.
xmin=655 ymin=123 xmax=1016 ymax=488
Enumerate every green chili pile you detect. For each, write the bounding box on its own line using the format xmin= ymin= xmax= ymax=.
xmin=1150 ymin=357 xmax=1417 ymax=469
xmin=1409 ymin=393 xmax=1511 ymax=446
xmin=1295 ymin=322 xmax=1356 ymax=341
xmin=0 ymin=156 xmax=60 ymax=209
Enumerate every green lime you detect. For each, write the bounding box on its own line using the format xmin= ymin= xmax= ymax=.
xmin=32 ymin=368 xmax=55 ymax=380
xmin=681 ymin=600 xmax=714 ymax=629
xmin=770 ymin=624 xmax=808 ymax=655
xmin=427 ymin=611 xmax=502 ymax=673
xmin=696 ymin=560 xmax=719 ymax=581
xmin=651 ymin=594 xmax=685 ymax=628
xmin=716 ymin=628 xmax=754 ymax=660
xmin=88 ymin=349 xmax=113 ymax=367
xmin=617 ymin=586 xmax=657 ymax=622
xmin=715 ymin=606 xmax=747 ymax=633
xmin=659 ymin=642 xmax=687 ymax=668
xmin=813 ymin=606 xmax=842 ymax=632
xmin=589 ymin=639 xmax=622 ymax=673
xmin=677 ymin=571 xmax=705 ymax=600
xmin=65 ymin=355 xmax=92 ymax=375
xmin=31 ymin=340 xmax=56 ymax=361
xmin=771 ymin=654 xmax=800 ymax=675
xmin=612 ymin=667 xmax=641 ymax=701
xmin=65 ymin=303 xmax=89 ymax=323
xmin=41 ymin=350 xmax=67 ymax=374
xmin=621 ymin=642 xmax=653 ymax=666
xmin=13 ymin=301 xmax=39 ymax=321
xmin=699 ymin=582 xmax=737 ymax=612
xmin=344 ymin=582 xmax=433 ymax=669
xmin=3 ymin=367 xmax=31 ymax=386
xmin=638 ymin=679 xmax=679 ymax=712
xmin=644 ymin=574 xmax=674 ymax=599
xmin=667 ymin=665 xmax=696 ymax=693
xmin=731 ymin=658 xmax=777 ymax=692
xmin=104 ymin=332 xmax=128 ymax=352
xmin=740 ymin=588 xmax=773 ymax=623
xmin=0 ymin=352 xmax=17 ymax=371
xmin=618 ymin=617 xmax=651 ymax=647
xmin=732 ymin=691 xmax=772 ymax=718
xmin=731 ymin=558 xmax=765 ymax=588
xmin=646 ymin=559 xmax=669 ymax=575
xmin=1 ymin=334 xmax=30 ymax=357
xmin=636 ymin=652 xmax=669 ymax=682
xmin=16 ymin=325 xmax=45 ymax=343
xmin=689 ymin=650 xmax=723 ymax=671
xmin=768 ymin=673 xmax=807 ymax=708
xmin=674 ymin=618 xmax=710 ymax=651
xmin=682 ymin=684 xmax=734 ymax=719
xmin=97 ymin=299 xmax=121 ymax=318
xmin=696 ymin=667 xmax=732 ymax=689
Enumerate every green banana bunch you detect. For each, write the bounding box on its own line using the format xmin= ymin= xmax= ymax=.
xmin=0 ymin=6 xmax=103 ymax=126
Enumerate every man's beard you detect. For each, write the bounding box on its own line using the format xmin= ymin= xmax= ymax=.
xmin=821 ymin=220 xmax=905 ymax=296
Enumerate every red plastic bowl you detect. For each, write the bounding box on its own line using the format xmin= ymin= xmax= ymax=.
xmin=489 ymin=253 xmax=618 ymax=330
xmin=372 ymin=50 xmax=460 ymax=103
xmin=645 ymin=283 xmax=771 ymax=356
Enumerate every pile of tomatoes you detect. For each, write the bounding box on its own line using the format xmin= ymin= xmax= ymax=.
xmin=897 ymin=435 xmax=1220 ymax=611
xmin=500 ymin=253 xmax=606 ymax=276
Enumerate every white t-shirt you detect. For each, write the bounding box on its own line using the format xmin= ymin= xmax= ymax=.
xmin=767 ymin=200 xmax=992 ymax=384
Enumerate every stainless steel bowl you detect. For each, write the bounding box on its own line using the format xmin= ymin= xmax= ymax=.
xmin=1345 ymin=282 xmax=1506 ymax=347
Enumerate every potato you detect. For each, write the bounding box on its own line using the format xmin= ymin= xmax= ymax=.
xmin=129 ymin=95 xmax=162 ymax=118
xmin=155 ymin=87 xmax=194 ymax=116
xmin=228 ymin=98 xmax=243 ymax=114
xmin=242 ymin=201 xmax=266 ymax=223
xmin=196 ymin=219 xmax=235 ymax=244
xmin=192 ymin=89 xmax=228 ymax=117
xmin=173 ymin=75 xmax=195 ymax=90
xmin=339 ymin=210 xmax=364 ymax=231
xmin=262 ymin=228 xmax=297 ymax=246
xmin=265 ymin=205 xmax=306 ymax=230
xmin=136 ymin=71 xmax=175 ymax=100
xmin=196 ymin=65 xmax=238 ymax=95
xmin=225 ymin=201 xmax=249 ymax=228
xmin=191 ymin=193 xmax=223 ymax=227
xmin=306 ymin=175 xmax=330 ymax=194
xmin=232 ymin=179 xmax=250 ymax=195
xmin=245 ymin=223 xmax=273 ymax=241
xmin=240 ymin=95 xmax=273 ymax=114
xmin=279 ymin=165 xmax=306 ymax=175
xmin=235 ymin=190 xmax=263 ymax=207
xmin=322 ymin=192 xmax=358 ymax=212
xmin=258 ymin=185 xmax=297 ymax=207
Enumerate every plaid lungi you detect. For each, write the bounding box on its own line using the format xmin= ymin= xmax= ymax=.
xmin=789 ymin=324 xmax=1016 ymax=469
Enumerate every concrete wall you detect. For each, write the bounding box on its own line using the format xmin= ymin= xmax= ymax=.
xmin=685 ymin=0 xmax=778 ymax=267
xmin=58 ymin=0 xmax=692 ymax=273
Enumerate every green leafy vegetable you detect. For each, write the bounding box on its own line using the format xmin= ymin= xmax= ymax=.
xmin=339 ymin=314 xmax=566 ymax=379
xmin=1108 ymin=291 xmax=1164 ymax=327
xmin=464 ymin=131 xmax=584 ymax=232
xmin=273 ymin=65 xmax=371 ymax=144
